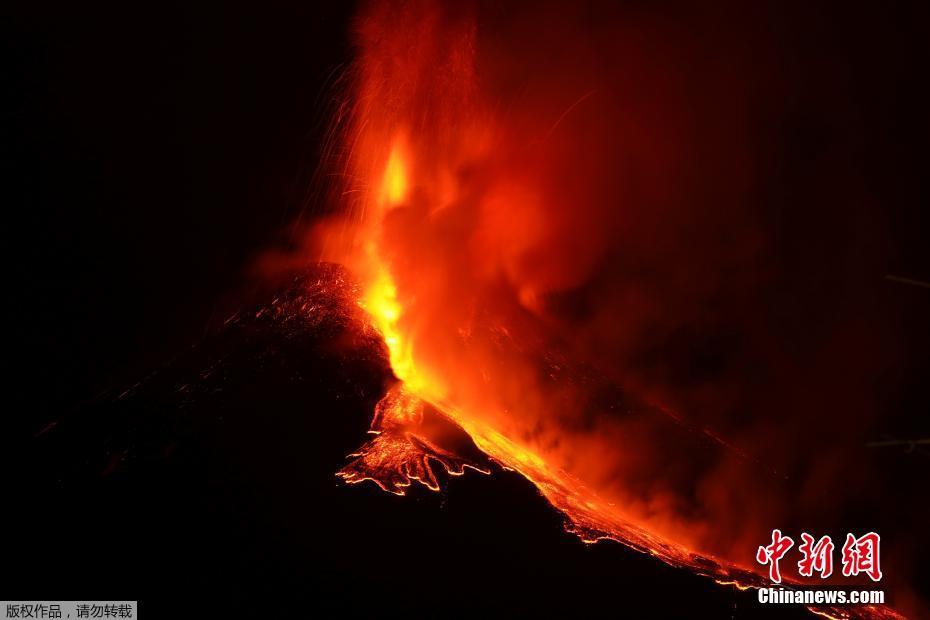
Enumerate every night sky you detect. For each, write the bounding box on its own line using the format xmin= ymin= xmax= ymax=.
xmin=4 ymin=2 xmax=929 ymax=617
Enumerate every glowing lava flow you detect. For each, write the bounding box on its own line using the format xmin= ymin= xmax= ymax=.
xmin=333 ymin=141 xmax=899 ymax=620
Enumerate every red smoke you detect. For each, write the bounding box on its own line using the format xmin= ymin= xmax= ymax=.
xmin=274 ymin=1 xmax=924 ymax=615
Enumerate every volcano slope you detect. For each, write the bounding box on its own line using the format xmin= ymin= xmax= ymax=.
xmin=7 ymin=264 xmax=815 ymax=619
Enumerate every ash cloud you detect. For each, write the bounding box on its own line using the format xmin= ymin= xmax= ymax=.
xmin=277 ymin=1 xmax=927 ymax=612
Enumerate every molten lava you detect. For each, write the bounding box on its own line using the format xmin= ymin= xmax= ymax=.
xmin=319 ymin=2 xmax=909 ymax=618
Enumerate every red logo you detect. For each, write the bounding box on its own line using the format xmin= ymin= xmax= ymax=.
xmin=756 ymin=529 xmax=794 ymax=583
xmin=757 ymin=530 xmax=882 ymax=583
xmin=798 ymin=533 xmax=835 ymax=578
xmin=841 ymin=532 xmax=882 ymax=582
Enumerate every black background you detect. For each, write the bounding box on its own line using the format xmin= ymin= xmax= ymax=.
xmin=6 ymin=2 xmax=354 ymax=434
xmin=4 ymin=2 xmax=929 ymax=618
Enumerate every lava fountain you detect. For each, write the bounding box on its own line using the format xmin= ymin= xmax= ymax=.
xmin=308 ymin=2 xmax=907 ymax=618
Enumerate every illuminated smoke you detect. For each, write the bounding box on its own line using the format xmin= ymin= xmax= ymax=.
xmin=280 ymin=2 xmax=920 ymax=617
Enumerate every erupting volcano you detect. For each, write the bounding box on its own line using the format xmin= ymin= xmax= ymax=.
xmin=11 ymin=0 xmax=930 ymax=617
xmin=281 ymin=1 xmax=920 ymax=618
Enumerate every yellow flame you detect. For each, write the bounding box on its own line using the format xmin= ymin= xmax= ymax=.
xmin=380 ymin=142 xmax=409 ymax=206
xmin=360 ymin=136 xmax=444 ymax=401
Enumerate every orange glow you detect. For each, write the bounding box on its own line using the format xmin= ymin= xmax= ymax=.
xmin=357 ymin=133 xmax=445 ymax=399
xmin=322 ymin=3 xmax=904 ymax=619
xmin=379 ymin=140 xmax=409 ymax=207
